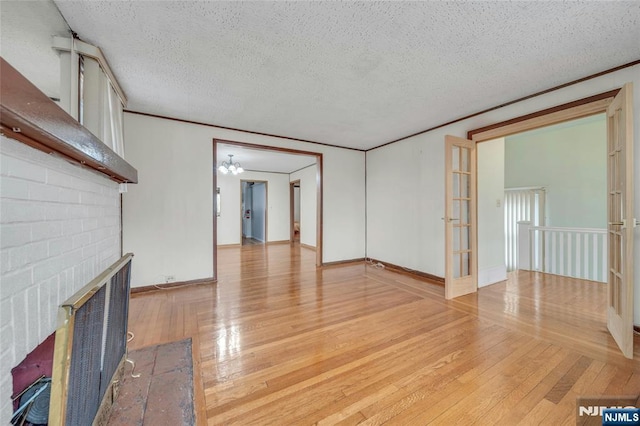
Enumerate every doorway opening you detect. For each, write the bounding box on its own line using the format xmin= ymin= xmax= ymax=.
xmin=290 ymin=180 xmax=301 ymax=243
xmin=465 ymin=86 xmax=635 ymax=358
xmin=486 ymin=113 xmax=607 ymax=280
xmin=241 ymin=180 xmax=267 ymax=245
xmin=213 ymin=138 xmax=324 ymax=277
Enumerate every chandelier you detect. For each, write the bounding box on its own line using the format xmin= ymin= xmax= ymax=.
xmin=218 ymin=154 xmax=244 ymax=175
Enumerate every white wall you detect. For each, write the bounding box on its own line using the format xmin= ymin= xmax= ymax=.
xmin=366 ymin=64 xmax=640 ymax=325
xmin=477 ymin=138 xmax=506 ymax=287
xmin=505 ymin=115 xmax=607 ymax=229
xmin=0 ymin=136 xmax=121 ymax=425
xmin=367 ymin=138 xmax=445 ymax=273
xmin=0 ymin=1 xmax=68 ymax=101
xmin=217 ymin=171 xmax=290 ymax=245
xmin=123 ymin=113 xmax=366 ymax=287
xmin=290 ymin=165 xmax=317 ymax=248
xmin=122 ymin=117 xmax=212 ymax=287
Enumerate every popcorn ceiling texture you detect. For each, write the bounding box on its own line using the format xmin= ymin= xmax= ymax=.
xmin=54 ymin=1 xmax=640 ymax=149
xmin=0 ymin=136 xmax=121 ymax=425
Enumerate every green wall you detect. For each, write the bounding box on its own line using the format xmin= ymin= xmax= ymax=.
xmin=505 ymin=114 xmax=606 ymax=229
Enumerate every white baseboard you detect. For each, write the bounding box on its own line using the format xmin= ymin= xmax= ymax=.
xmin=478 ymin=265 xmax=507 ymax=288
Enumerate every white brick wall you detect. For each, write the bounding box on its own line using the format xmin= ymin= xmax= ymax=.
xmin=0 ymin=136 xmax=121 ymax=424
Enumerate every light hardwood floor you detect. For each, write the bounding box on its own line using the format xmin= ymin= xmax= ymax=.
xmin=128 ymin=244 xmax=640 ymax=425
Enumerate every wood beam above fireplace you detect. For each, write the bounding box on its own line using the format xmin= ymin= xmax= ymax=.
xmin=0 ymin=58 xmax=137 ymax=184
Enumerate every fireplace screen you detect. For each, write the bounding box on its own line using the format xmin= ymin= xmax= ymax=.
xmin=49 ymin=253 xmax=133 ymax=426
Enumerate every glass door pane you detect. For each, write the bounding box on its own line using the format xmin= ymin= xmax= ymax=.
xmin=445 ymin=135 xmax=477 ymax=299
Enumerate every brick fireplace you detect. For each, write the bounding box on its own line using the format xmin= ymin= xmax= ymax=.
xmin=0 ymin=135 xmax=122 ymax=424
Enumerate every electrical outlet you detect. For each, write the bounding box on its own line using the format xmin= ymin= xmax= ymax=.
xmin=165 ymin=275 xmax=175 ymax=283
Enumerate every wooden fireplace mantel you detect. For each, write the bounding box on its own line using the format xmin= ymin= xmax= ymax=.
xmin=0 ymin=57 xmax=138 ymax=184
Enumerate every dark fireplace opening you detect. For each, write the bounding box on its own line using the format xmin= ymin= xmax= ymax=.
xmin=11 ymin=333 xmax=55 ymax=425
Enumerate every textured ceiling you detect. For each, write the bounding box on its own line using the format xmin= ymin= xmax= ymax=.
xmin=54 ymin=1 xmax=640 ymax=150
xmin=217 ymin=143 xmax=315 ymax=174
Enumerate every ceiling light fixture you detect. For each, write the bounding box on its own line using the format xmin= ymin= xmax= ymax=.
xmin=218 ymin=154 xmax=244 ymax=175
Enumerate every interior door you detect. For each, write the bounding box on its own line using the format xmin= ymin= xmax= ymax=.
xmin=290 ymin=181 xmax=301 ymax=242
xmin=445 ymin=135 xmax=477 ymax=299
xmin=606 ymin=83 xmax=635 ymax=359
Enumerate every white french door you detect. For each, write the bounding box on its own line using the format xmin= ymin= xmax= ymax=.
xmin=606 ymin=83 xmax=635 ymax=359
xmin=445 ymin=135 xmax=477 ymax=299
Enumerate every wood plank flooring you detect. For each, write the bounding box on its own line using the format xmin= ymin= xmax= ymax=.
xmin=127 ymin=244 xmax=640 ymax=425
